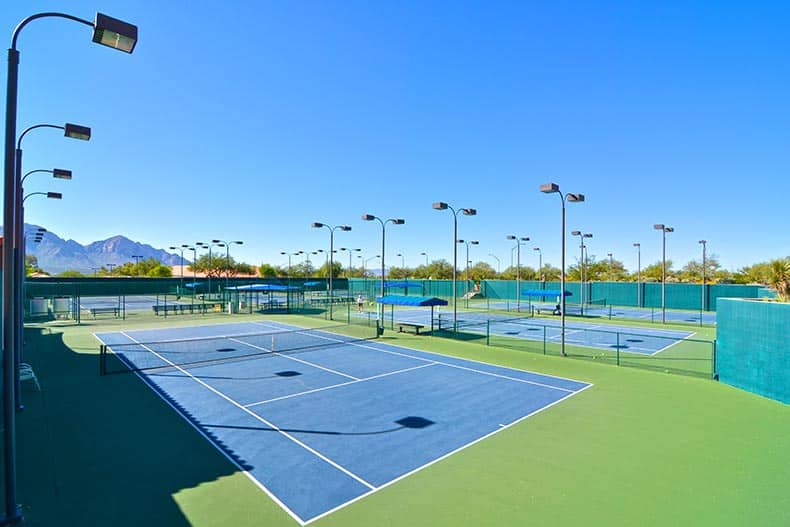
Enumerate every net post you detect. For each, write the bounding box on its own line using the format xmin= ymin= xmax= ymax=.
xmin=99 ymin=345 xmax=106 ymax=376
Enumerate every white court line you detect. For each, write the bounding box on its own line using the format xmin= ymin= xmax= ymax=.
xmin=304 ymin=382 xmax=595 ymax=525
xmin=229 ymin=337 xmax=359 ymax=381
xmin=245 ymin=363 xmax=436 ymax=407
xmin=255 ymin=321 xmax=576 ymax=393
xmin=118 ymin=331 xmax=377 ymax=493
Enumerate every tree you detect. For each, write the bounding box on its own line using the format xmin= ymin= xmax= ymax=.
xmin=641 ymin=260 xmax=673 ymax=282
xmin=468 ymin=262 xmax=497 ymax=281
xmin=387 ymin=266 xmax=410 ymax=279
xmin=258 ymin=263 xmax=278 ymax=278
xmin=679 ymin=254 xmax=721 ymax=283
xmin=57 ymin=270 xmax=85 ymax=277
xmin=25 ymin=254 xmax=45 ymax=276
xmin=769 ymin=258 xmax=790 ymax=301
xmin=315 ymin=261 xmax=344 ymax=279
xmin=415 ymin=259 xmax=453 ymax=279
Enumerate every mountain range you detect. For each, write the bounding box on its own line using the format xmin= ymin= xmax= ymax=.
xmin=3 ymin=224 xmax=183 ymax=275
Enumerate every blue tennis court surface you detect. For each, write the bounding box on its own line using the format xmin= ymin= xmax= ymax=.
xmin=95 ymin=321 xmax=590 ymax=524
xmin=79 ymin=295 xmax=190 ymax=312
xmin=364 ymin=309 xmax=695 ymax=355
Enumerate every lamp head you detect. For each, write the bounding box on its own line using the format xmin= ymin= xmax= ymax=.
xmin=461 ymin=208 xmax=477 ymax=216
xmin=456 ymin=239 xmax=465 ymax=244
xmin=665 ymin=227 xmax=674 ymax=233
xmin=699 ymin=239 xmax=706 ymax=245
xmin=361 ymin=214 xmax=375 ymax=221
xmin=311 ymin=222 xmax=325 ymax=228
xmin=567 ymin=193 xmax=585 ymax=202
xmin=211 ymin=239 xmax=221 ymax=244
xmin=506 ymin=235 xmax=516 ymax=240
xmin=633 ymin=242 xmax=640 ymax=247
xmin=339 ymin=225 xmax=352 ymax=231
xmin=46 ymin=192 xmax=62 ymax=200
xmin=571 ymin=230 xmax=581 ymax=236
xmin=520 ymin=237 xmax=529 ymax=241
xmin=470 ymin=241 xmax=479 ymax=245
xmin=53 ymin=168 xmax=72 ymax=179
xmin=533 ymin=247 xmax=540 ymax=251
xmin=432 ymin=202 xmax=448 ymax=210
xmin=540 ymin=182 xmax=560 ymax=194
xmin=584 ymin=233 xmax=593 ymax=238
xmin=653 ymin=224 xmax=665 ymax=230
xmin=93 ymin=13 xmax=138 ymax=53
xmin=392 ymin=219 xmax=405 ymax=225
xmin=64 ymin=123 xmax=91 ymax=141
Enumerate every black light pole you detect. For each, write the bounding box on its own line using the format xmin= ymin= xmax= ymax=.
xmin=653 ymin=224 xmax=674 ymax=323
xmin=168 ymin=245 xmax=190 ymax=293
xmin=570 ymin=231 xmax=592 ymax=314
xmin=506 ymin=235 xmax=529 ymax=312
xmin=432 ymin=202 xmax=476 ymax=331
xmin=488 ymin=253 xmax=501 ymax=275
xmin=16 ymin=167 xmax=70 ymax=410
xmin=457 ymin=240 xmax=479 ymax=307
xmin=107 ymin=262 xmax=116 ymax=274
xmin=364 ymin=255 xmax=380 ymax=276
xmin=699 ymin=239 xmax=707 ymax=313
xmin=633 ymin=242 xmax=641 ymax=307
xmin=3 ymin=11 xmax=135 ymax=519
xmin=214 ymin=239 xmax=243 ymax=291
xmin=541 ymin=183 xmax=585 ymax=357
xmin=362 ymin=214 xmax=404 ymax=333
xmin=420 ymin=252 xmax=429 ymax=267
xmin=131 ymin=254 xmax=143 ymax=273
xmin=340 ymin=248 xmax=361 ymax=277
xmin=311 ymin=223 xmax=351 ymax=320
xmin=533 ymin=247 xmax=542 ymax=282
xmin=607 ymin=252 xmax=614 ymax=281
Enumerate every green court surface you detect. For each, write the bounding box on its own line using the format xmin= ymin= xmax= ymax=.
xmin=14 ymin=312 xmax=789 ymax=527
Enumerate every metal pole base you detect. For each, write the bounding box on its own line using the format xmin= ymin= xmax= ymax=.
xmin=0 ymin=507 xmax=23 ymax=525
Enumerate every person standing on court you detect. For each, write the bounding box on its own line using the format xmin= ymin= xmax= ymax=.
xmin=357 ymin=294 xmax=364 ymax=312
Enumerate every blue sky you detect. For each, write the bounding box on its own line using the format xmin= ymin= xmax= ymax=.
xmin=3 ymin=1 xmax=789 ymax=273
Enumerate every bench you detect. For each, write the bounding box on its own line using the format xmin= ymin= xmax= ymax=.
xmin=90 ymin=306 xmax=120 ymax=318
xmin=398 ymin=322 xmax=425 ymax=335
xmin=152 ymin=303 xmax=222 ymax=315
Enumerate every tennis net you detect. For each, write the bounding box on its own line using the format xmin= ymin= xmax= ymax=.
xmin=99 ymin=323 xmax=378 ymax=375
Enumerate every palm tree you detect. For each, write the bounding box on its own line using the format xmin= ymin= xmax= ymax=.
xmin=769 ymin=259 xmax=790 ymax=301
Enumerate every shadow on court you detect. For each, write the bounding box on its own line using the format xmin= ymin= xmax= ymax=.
xmin=14 ymin=327 xmax=260 ymax=526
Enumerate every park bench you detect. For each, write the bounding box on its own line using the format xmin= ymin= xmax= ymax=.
xmin=90 ymin=306 xmax=120 ymax=318
xmin=397 ymin=322 xmax=425 ymax=335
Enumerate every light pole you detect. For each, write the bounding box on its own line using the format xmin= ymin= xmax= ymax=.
xmin=420 ymin=252 xmax=429 ymax=267
xmin=488 ymin=253 xmax=501 ymax=275
xmin=131 ymin=255 xmax=143 ymax=271
xmin=197 ymin=241 xmax=225 ymax=299
xmin=533 ymin=247 xmax=542 ymax=282
xmin=699 ymin=239 xmax=707 ymax=313
xmin=633 ymin=242 xmax=641 ymax=307
xmin=213 ymin=239 xmax=243 ymax=290
xmin=396 ymin=253 xmax=405 ymax=269
xmin=3 ymin=11 xmax=136 ymax=520
xmin=168 ymin=245 xmax=190 ymax=293
xmin=107 ymin=263 xmax=116 ymax=275
xmin=311 ymin=223 xmax=351 ymax=320
xmin=653 ymin=224 xmax=674 ymax=323
xmin=340 ymin=248 xmax=361 ymax=277
xmin=185 ymin=246 xmax=197 ymax=305
xmin=570 ymin=231 xmax=592 ymax=314
xmin=17 ymin=167 xmax=71 ymax=411
xmin=457 ymin=240 xmax=479 ymax=306
xmin=541 ymin=183 xmax=585 ymax=357
xmin=361 ymin=214 xmax=405 ymax=332
xmin=607 ymin=252 xmax=614 ymax=281
xmin=432 ymin=202 xmax=476 ymax=330
xmin=364 ymin=255 xmax=380 ymax=276
xmin=506 ymin=235 xmax=529 ymax=311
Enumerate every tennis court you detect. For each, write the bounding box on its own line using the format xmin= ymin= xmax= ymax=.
xmin=79 ymin=295 xmax=190 ymax=312
xmin=364 ymin=308 xmax=696 ymax=356
xmin=95 ymin=320 xmax=590 ymax=524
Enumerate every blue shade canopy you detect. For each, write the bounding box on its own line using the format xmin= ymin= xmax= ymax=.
xmin=225 ymin=284 xmax=299 ymax=292
xmin=376 ymin=295 xmax=448 ymax=306
xmin=303 ymin=281 xmax=322 ymax=287
xmin=522 ymin=290 xmax=572 ymax=297
xmin=384 ymin=281 xmax=424 ymax=288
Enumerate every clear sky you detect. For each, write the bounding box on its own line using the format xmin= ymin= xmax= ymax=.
xmin=3 ymin=1 xmax=789 ymax=273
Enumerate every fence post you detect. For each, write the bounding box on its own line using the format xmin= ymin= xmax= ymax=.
xmin=486 ymin=320 xmax=490 ymax=346
xmin=712 ymin=339 xmax=718 ymax=380
xmin=543 ymin=325 xmax=547 ymax=355
xmin=616 ymin=332 xmax=620 ymax=366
